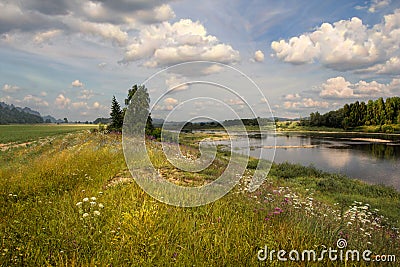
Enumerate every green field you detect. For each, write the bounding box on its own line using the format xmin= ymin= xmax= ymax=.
xmin=0 ymin=128 xmax=398 ymax=266
xmin=0 ymin=124 xmax=96 ymax=144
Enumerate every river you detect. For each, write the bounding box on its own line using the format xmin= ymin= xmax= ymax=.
xmin=206 ymin=131 xmax=400 ymax=190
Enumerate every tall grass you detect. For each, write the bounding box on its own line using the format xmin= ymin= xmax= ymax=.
xmin=0 ymin=131 xmax=398 ymax=266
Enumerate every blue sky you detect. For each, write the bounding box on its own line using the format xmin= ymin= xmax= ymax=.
xmin=1 ymin=0 xmax=400 ymax=121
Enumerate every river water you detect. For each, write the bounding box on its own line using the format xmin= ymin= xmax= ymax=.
xmin=207 ymin=131 xmax=400 ymax=190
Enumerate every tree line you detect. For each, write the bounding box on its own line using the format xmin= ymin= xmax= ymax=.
xmin=300 ymin=97 xmax=400 ymax=130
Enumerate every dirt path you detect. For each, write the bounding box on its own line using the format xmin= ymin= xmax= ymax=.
xmin=0 ymin=141 xmax=36 ymax=151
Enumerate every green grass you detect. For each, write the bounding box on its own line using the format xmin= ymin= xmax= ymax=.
xmin=0 ymin=131 xmax=399 ymax=266
xmin=276 ymin=121 xmax=400 ymax=134
xmin=0 ymin=124 xmax=97 ymax=144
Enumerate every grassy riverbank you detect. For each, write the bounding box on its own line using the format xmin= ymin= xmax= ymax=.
xmin=0 ymin=129 xmax=398 ymax=266
xmin=276 ymin=121 xmax=400 ymax=134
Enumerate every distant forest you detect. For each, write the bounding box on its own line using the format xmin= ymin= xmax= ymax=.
xmin=0 ymin=104 xmax=43 ymax=124
xmin=300 ymin=97 xmax=400 ymax=130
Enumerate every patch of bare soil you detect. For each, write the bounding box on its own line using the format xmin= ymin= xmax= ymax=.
xmin=104 ymin=170 xmax=133 ymax=189
xmin=0 ymin=141 xmax=36 ymax=151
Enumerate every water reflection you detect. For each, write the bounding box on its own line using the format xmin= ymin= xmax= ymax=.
xmin=213 ymin=132 xmax=400 ymax=190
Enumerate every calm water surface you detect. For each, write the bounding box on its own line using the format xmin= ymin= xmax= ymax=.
xmin=208 ymin=131 xmax=400 ymax=190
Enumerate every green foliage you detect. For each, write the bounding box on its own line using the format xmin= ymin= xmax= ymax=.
xmin=110 ymin=85 xmax=154 ymax=134
xmin=109 ymin=96 xmax=123 ymax=132
xmin=305 ymin=97 xmax=400 ymax=132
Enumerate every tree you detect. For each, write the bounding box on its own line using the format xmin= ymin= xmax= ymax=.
xmin=124 ymin=84 xmax=154 ymax=136
xmin=64 ymin=118 xmax=68 ymax=123
xmin=375 ymin=97 xmax=386 ymax=125
xmin=109 ymin=96 xmax=123 ymax=131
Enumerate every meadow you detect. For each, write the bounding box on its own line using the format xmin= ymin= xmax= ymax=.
xmin=0 ymin=126 xmax=399 ymax=266
xmin=0 ymin=124 xmax=96 ymax=144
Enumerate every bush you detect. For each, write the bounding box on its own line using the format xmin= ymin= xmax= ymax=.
xmin=382 ymin=124 xmax=394 ymax=133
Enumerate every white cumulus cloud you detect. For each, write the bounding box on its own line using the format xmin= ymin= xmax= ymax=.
xmin=55 ymin=94 xmax=71 ymax=109
xmin=319 ymin=76 xmax=399 ymax=99
xmin=2 ymin=83 xmax=20 ymax=92
xmin=23 ymin=94 xmax=49 ymax=107
xmin=120 ymin=19 xmax=240 ymax=67
xmin=72 ymin=80 xmax=84 ymax=88
xmin=271 ymin=9 xmax=400 ymax=72
xmin=254 ymin=50 xmax=265 ymax=62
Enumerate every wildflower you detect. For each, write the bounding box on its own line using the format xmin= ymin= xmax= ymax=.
xmin=347 ymin=222 xmax=352 ymax=226
xmin=76 ymin=202 xmax=82 ymax=207
xmin=83 ymin=197 xmax=89 ymax=202
xmin=82 ymin=213 xmax=89 ymax=218
xmin=274 ymin=207 xmax=283 ymax=213
xmin=98 ymin=191 xmax=103 ymax=195
xmin=264 ymin=217 xmax=270 ymax=221
xmin=94 ymin=210 xmax=100 ymax=216
xmin=90 ymin=201 xmax=96 ymax=206
xmin=98 ymin=203 xmax=104 ymax=209
xmin=91 ymin=197 xmax=97 ymax=201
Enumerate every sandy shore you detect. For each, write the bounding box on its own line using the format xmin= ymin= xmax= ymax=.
xmin=263 ymin=145 xmax=318 ymax=149
xmin=348 ymin=138 xmax=391 ymax=143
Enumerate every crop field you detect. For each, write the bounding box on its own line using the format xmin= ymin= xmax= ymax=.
xmin=0 ymin=124 xmax=96 ymax=144
xmin=0 ymin=127 xmax=399 ymax=266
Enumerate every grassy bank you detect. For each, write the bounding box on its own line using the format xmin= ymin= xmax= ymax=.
xmin=0 ymin=130 xmax=398 ymax=266
xmin=276 ymin=121 xmax=400 ymax=134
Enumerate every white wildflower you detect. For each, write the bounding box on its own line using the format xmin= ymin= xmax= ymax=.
xmin=90 ymin=197 xmax=97 ymax=201
xmin=98 ymin=203 xmax=104 ymax=209
xmin=83 ymin=197 xmax=89 ymax=202
xmin=76 ymin=202 xmax=82 ymax=207
xmin=82 ymin=213 xmax=89 ymax=218
xmin=94 ymin=210 xmax=100 ymax=216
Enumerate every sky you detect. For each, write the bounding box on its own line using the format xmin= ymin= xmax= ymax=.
xmin=1 ymin=0 xmax=400 ymax=121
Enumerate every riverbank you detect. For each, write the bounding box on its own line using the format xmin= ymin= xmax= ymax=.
xmin=275 ymin=121 xmax=400 ymax=135
xmin=0 ymin=129 xmax=398 ymax=265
